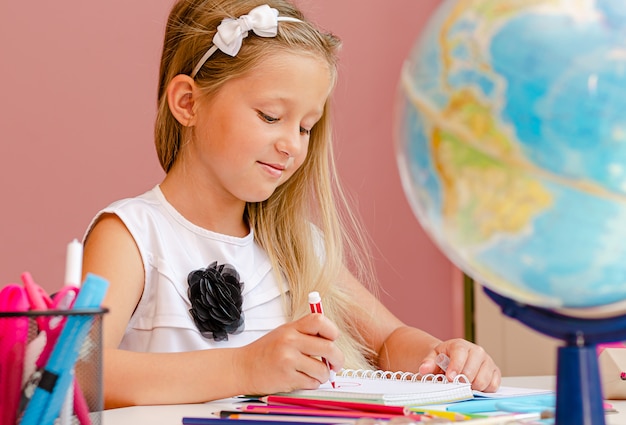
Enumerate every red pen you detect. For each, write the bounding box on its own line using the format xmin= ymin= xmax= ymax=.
xmin=308 ymin=291 xmax=336 ymax=389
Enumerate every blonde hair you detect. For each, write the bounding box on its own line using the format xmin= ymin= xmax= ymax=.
xmin=155 ymin=0 xmax=377 ymax=369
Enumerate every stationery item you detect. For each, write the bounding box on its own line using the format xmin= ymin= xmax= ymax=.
xmin=308 ymin=291 xmax=336 ymax=388
xmin=274 ymin=368 xmax=474 ymax=406
xmin=71 ymin=379 xmax=92 ymax=425
xmin=183 ymin=418 xmax=345 ymax=425
xmin=473 ymin=386 xmax=554 ymax=399
xmin=243 ymin=405 xmax=421 ymax=420
xmin=60 ymin=238 xmax=87 ymax=425
xmin=64 ymin=238 xmax=83 ymax=287
xmin=0 ymin=284 xmax=30 ymax=425
xmin=408 ymin=408 xmax=469 ymax=421
xmin=260 ymin=396 xmax=411 ymax=415
xmin=20 ymin=273 xmax=109 ymax=425
xmin=460 ymin=412 xmax=542 ymax=424
xmin=221 ymin=413 xmax=352 ymax=423
xmin=19 ymin=271 xmax=91 ymax=425
xmin=219 ymin=411 xmax=408 ymax=423
xmin=446 ymin=394 xmax=556 ymax=414
xmin=21 ymin=272 xmax=80 ymax=372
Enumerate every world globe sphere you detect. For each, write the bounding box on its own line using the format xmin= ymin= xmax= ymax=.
xmin=394 ymin=0 xmax=626 ymax=314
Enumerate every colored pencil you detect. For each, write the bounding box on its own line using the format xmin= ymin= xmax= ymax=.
xmin=183 ymin=418 xmax=344 ymax=425
xmin=219 ymin=412 xmax=357 ymax=423
xmin=461 ymin=412 xmax=541 ymax=424
xmin=260 ymin=396 xmax=410 ymax=415
xmin=409 ymin=408 xmax=470 ymax=421
xmin=238 ymin=407 xmax=425 ymax=421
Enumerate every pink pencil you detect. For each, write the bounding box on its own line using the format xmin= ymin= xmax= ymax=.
xmin=261 ymin=396 xmax=411 ymax=415
xmin=244 ymin=405 xmax=420 ymax=420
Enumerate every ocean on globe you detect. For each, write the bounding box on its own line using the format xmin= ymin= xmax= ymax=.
xmin=394 ymin=0 xmax=626 ymax=313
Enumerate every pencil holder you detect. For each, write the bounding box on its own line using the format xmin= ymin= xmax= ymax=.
xmin=0 ymin=308 xmax=108 ymax=425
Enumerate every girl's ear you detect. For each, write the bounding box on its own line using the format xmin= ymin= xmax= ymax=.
xmin=167 ymin=74 xmax=197 ymax=127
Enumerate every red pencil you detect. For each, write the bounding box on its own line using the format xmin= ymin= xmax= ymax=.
xmin=260 ymin=396 xmax=411 ymax=416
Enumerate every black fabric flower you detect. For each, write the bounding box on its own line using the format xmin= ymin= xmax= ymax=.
xmin=187 ymin=261 xmax=245 ymax=341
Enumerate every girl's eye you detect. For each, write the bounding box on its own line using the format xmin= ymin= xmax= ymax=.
xmin=258 ymin=111 xmax=311 ymax=136
xmin=258 ymin=111 xmax=279 ymax=123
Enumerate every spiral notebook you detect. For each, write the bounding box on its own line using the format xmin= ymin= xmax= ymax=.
xmin=277 ymin=368 xmax=474 ymax=406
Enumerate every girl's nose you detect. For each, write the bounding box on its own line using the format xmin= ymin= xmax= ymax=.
xmin=276 ymin=126 xmax=304 ymax=158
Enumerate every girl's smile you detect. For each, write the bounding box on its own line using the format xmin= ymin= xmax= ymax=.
xmin=258 ymin=159 xmax=290 ymax=179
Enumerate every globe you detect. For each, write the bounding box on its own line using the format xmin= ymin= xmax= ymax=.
xmin=395 ymin=0 xmax=626 ymax=313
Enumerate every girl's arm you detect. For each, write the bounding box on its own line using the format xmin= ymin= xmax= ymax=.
xmin=338 ymin=268 xmax=501 ymax=392
xmin=84 ymin=215 xmax=343 ymax=408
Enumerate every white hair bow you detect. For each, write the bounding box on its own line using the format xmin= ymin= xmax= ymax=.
xmin=190 ymin=4 xmax=302 ymax=78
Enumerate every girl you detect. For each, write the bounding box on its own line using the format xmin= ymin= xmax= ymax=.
xmin=83 ymin=0 xmax=501 ymax=408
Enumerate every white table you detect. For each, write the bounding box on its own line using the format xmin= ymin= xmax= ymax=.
xmin=102 ymin=376 xmax=626 ymax=424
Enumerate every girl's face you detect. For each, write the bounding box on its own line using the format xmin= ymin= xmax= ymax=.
xmin=189 ymin=51 xmax=332 ymax=204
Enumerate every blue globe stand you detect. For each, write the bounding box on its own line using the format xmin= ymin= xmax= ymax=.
xmin=484 ymin=287 xmax=626 ymax=425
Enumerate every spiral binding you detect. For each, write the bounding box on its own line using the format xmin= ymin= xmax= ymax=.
xmin=338 ymin=368 xmax=470 ymax=384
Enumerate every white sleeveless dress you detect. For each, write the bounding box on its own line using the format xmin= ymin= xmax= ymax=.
xmin=84 ymin=185 xmax=289 ymax=352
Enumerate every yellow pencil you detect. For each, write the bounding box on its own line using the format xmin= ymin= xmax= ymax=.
xmin=409 ymin=408 xmax=470 ymax=421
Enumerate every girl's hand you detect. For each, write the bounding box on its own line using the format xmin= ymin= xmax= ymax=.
xmin=418 ymin=338 xmax=501 ymax=392
xmin=234 ymin=313 xmax=344 ymax=396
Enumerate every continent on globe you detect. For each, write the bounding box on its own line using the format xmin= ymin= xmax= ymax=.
xmin=395 ymin=0 xmax=626 ymax=311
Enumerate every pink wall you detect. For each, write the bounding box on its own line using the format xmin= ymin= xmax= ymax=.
xmin=0 ymin=1 xmax=461 ymax=339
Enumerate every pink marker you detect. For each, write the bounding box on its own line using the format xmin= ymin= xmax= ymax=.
xmin=308 ymin=291 xmax=336 ymax=388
